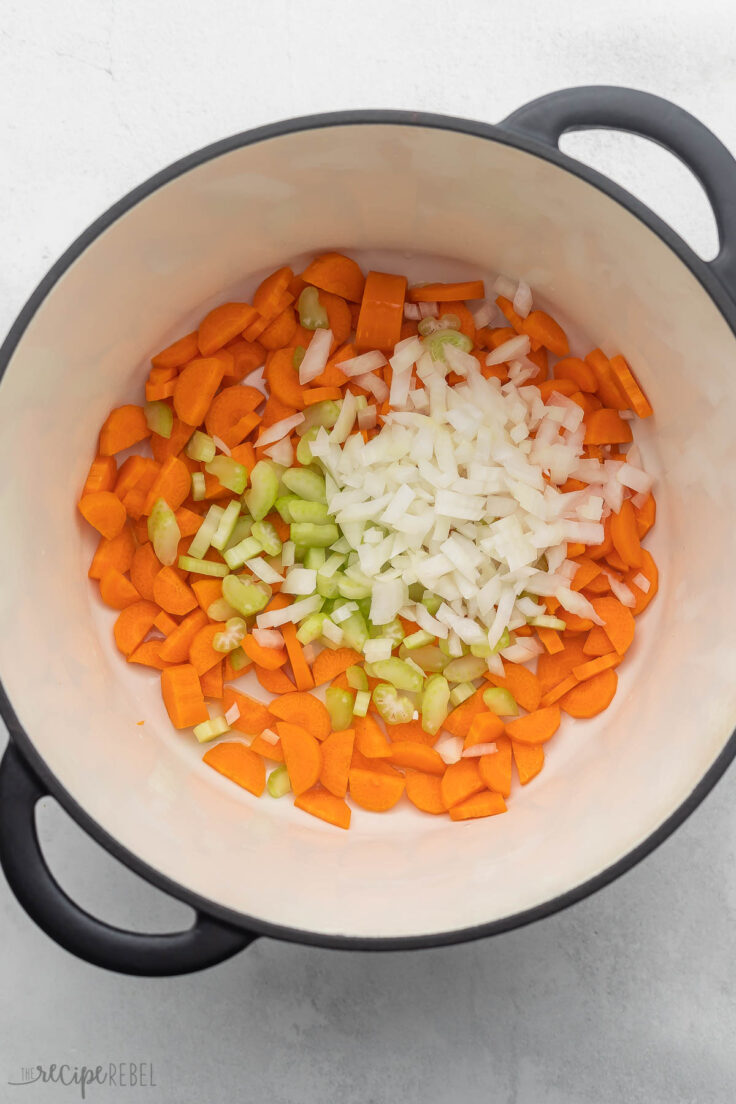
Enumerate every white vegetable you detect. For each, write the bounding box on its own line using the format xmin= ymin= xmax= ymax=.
xmin=462 ymin=742 xmax=498 ymax=758
xmin=486 ymin=334 xmax=531 ymax=365
xmin=244 ymin=557 xmax=284 ymax=584
xmin=299 ymin=327 xmax=333 ymax=384
xmin=253 ymin=628 xmax=284 ymax=649
xmin=256 ymin=413 xmax=305 ymax=448
xmin=256 ymin=594 xmax=323 ymax=628
xmin=282 ymin=567 xmax=317 ymax=595
xmin=338 ymin=350 xmax=387 ymax=377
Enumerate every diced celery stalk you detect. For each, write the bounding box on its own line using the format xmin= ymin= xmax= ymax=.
xmin=297 ymin=400 xmax=341 ymax=434
xmin=403 ymin=629 xmax=436 ymax=651
xmin=297 ymin=286 xmax=329 ymax=330
xmin=470 ymin=641 xmax=492 ymax=657
xmin=243 ymin=461 xmax=280 ymax=521
xmin=295 ymin=427 xmax=319 ymax=465
xmin=369 ymin=658 xmax=423 ymax=693
xmin=337 ymin=574 xmax=372 ymax=600
xmin=346 ymin=665 xmax=369 ymax=691
xmin=210 ymin=500 xmax=242 ymax=551
xmin=450 ymin=682 xmax=476 ymax=708
xmin=295 ymin=613 xmax=327 ymax=645
xmin=282 ymin=468 xmax=327 ymax=503
xmin=483 ymin=687 xmax=519 ymax=717
xmin=442 ymin=655 xmax=488 ymax=683
xmin=398 ymin=645 xmax=447 ymax=673
xmin=274 ymin=495 xmax=300 ymax=524
xmin=316 ymin=571 xmax=341 ymax=599
xmin=289 ymin=499 xmax=331 ymax=524
xmin=290 ymin=522 xmax=340 ymax=548
xmin=424 ymin=329 xmax=473 ymax=361
xmin=186 ymin=430 xmax=216 ymax=463
xmin=267 ymin=764 xmax=292 ymax=798
xmin=355 ymin=596 xmax=372 ymax=623
xmin=491 ymin=627 xmax=512 ymax=655
xmin=188 ymin=504 xmax=224 ymax=560
xmin=147 ymin=498 xmax=181 ymax=566
xmin=421 ymin=592 xmax=442 ymax=615
xmin=353 ymin=690 xmax=370 ymax=717
xmin=208 ymin=597 xmax=239 ymax=622
xmin=408 ymin=582 xmax=424 ymax=602
xmin=191 ymin=472 xmax=206 ymax=501
xmin=222 ymin=574 xmax=270 ymax=617
xmin=223 ymin=536 xmax=263 ymax=570
xmin=372 ymin=684 xmax=414 ymax=725
xmin=251 ymin=520 xmax=282 ymax=557
xmin=292 ymin=346 xmax=306 ymax=370
xmin=377 ymin=618 xmax=404 ymax=646
xmin=144 ymin=400 xmax=173 ymax=439
xmin=228 ymin=645 xmax=250 ymax=672
xmin=319 ymin=552 xmax=345 ymax=579
xmin=530 ymin=615 xmax=567 ymax=631
xmin=304 ymin=547 xmax=326 ymax=570
xmin=325 ymin=687 xmax=354 ymax=731
xmin=205 ymin=456 xmax=248 ymax=495
xmin=421 ymin=674 xmax=450 ymax=736
xmin=439 ymin=635 xmax=467 ymax=658
xmin=178 ymin=555 xmax=229 ymax=577
xmin=225 ymin=516 xmax=253 ymax=551
xmin=193 ymin=716 xmax=230 ymax=743
xmin=340 ymin=611 xmax=369 ymax=652
xmin=213 ymin=616 xmax=247 ymax=653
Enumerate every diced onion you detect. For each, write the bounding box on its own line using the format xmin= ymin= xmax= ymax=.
xmin=462 ymin=742 xmax=498 ymax=758
xmin=224 ymin=703 xmax=241 ymax=725
xmin=299 ymin=327 xmax=334 ymax=384
xmin=256 ymin=412 xmax=305 ymax=448
xmin=253 ymin=628 xmax=284 ymax=649
xmin=486 ymin=334 xmax=531 ymax=365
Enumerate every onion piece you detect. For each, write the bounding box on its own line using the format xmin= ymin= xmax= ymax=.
xmin=253 ymin=627 xmax=284 ymax=649
xmin=338 ymin=350 xmax=388 ymax=377
xmin=299 ymin=327 xmax=333 ymax=384
xmin=512 ymin=279 xmax=532 ymax=318
xmin=486 ymin=334 xmax=531 ymax=365
xmin=256 ymin=412 xmax=305 ymax=448
xmin=462 ymin=742 xmax=498 ymax=758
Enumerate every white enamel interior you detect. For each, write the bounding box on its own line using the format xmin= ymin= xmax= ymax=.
xmin=1 ymin=123 xmax=735 ymax=940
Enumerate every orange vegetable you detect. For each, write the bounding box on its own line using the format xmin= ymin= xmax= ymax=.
xmin=242 ymin=634 xmax=287 ymax=670
xmin=349 ymin=766 xmax=405 ymax=811
xmin=260 ymin=395 xmax=297 ymax=429
xmin=200 ymin=661 xmax=223 ymax=699
xmin=219 ymin=687 xmax=270 ymax=735
xmin=153 ymin=567 xmax=197 ymax=616
xmin=173 ymin=357 xmax=226 ymax=426
xmin=484 ymin=662 xmax=541 ymax=713
xmin=521 ymin=310 xmax=569 ymax=356
xmin=438 ymin=300 xmax=476 ymax=342
xmin=205 ymin=385 xmax=264 ymax=446
xmin=553 ymin=356 xmax=597 ymax=392
xmin=268 ymin=692 xmax=331 ymax=742
xmin=591 ymin=595 xmax=636 ymax=655
xmin=294 ymin=788 xmax=351 ymax=829
xmin=311 ymin=647 xmax=363 ymax=686
xmin=188 ymin=623 xmax=223 ymax=676
xmin=304 ymin=386 xmax=342 ymax=405
xmin=151 ymin=330 xmax=199 ymax=370
xmin=540 ymin=674 xmax=579 ymax=707
xmin=301 ymin=252 xmax=365 ymax=303
xmin=538 ymin=377 xmax=578 ymax=402
xmin=319 ymin=729 xmax=355 ymax=798
xmin=276 ymin=721 xmax=322 ymax=795
xmin=584 ymin=408 xmax=633 ymax=446
xmin=389 ymin=742 xmax=445 ymax=775
xmin=571 ymin=653 xmax=622 ymax=681
xmin=465 ymin=711 xmax=505 ymax=748
xmin=145 ymin=378 xmax=177 ymax=402
xmin=583 ymin=626 xmax=616 ymax=657
xmin=174 ymin=506 xmax=203 ymax=538
xmin=253 ymin=266 xmax=293 ymax=319
xmin=98 ymin=569 xmax=140 ymax=610
xmin=495 ymin=295 xmax=527 ymax=334
xmin=408 ymin=280 xmax=485 ymax=303
xmin=478 ymin=735 xmax=513 ymax=796
xmin=127 ymin=639 xmax=171 ymax=670
xmin=385 ymin=717 xmax=436 ymax=746
xmin=405 ymin=772 xmax=446 ymax=814
xmin=354 ymin=713 xmax=392 ymax=759
xmin=539 ymin=642 xmax=598 ymax=697
xmin=506 ymin=705 xmax=561 ymax=745
xmin=113 ymin=600 xmax=159 ymax=656
xmin=78 ymin=491 xmax=127 ymax=540
xmin=440 ymin=759 xmax=484 ymax=809
xmin=557 ymin=608 xmax=594 ymax=633
xmin=257 ymin=305 xmax=297 ymax=351
xmin=318 ymin=290 xmax=351 ymax=347
xmin=635 ymin=493 xmax=656 ymax=538
xmin=83 ymin=455 xmax=117 ymax=495
xmin=99 ymin=405 xmax=150 ymax=455
xmin=158 ymin=608 xmax=208 ymax=663
xmin=263 ymin=347 xmax=304 ymax=410
xmin=197 ymin=302 xmax=258 ymax=356
xmin=278 ymin=623 xmax=313 ymax=691
xmin=225 ymin=339 xmax=267 ymax=382
xmin=626 ymin=549 xmax=658 ymax=615
xmin=444 ymin=688 xmax=487 ymax=739
xmin=255 ymin=665 xmax=296 ymax=694
xmin=154 ymin=609 xmax=179 ymax=636
xmin=88 ymin=525 xmax=135 ymax=580
xmin=449 ymin=791 xmax=507 ymax=821
xmin=559 ymin=669 xmax=618 ymax=718
xmin=584 ymin=349 xmax=629 ymax=410
xmin=160 ymin=663 xmax=209 ymax=728
xmin=609 ymin=354 xmax=653 ymax=417
xmin=143 ymin=455 xmax=191 ymax=515
xmin=203 ymin=741 xmax=265 ymax=796
xmin=571 ymin=557 xmax=602 ymax=592
xmin=355 ymin=271 xmax=407 ymax=352
xmin=190 ymin=577 xmax=222 ymax=613
xmin=537 ymin=626 xmax=564 ymax=654
xmin=150 ymin=415 xmax=195 ymax=464
xmin=610 ymin=499 xmax=642 ymax=568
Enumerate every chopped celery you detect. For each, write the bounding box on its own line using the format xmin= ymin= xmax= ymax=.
xmin=442 ymin=655 xmax=488 ymax=683
xmin=316 ymin=571 xmax=341 ymax=599
xmin=210 ymin=500 xmax=241 ymax=551
xmin=329 ymin=536 xmax=352 ymax=555
xmin=450 ymin=682 xmax=476 ymax=708
xmin=274 ymin=494 xmax=300 ymax=523
xmin=346 ymin=665 xmax=369 ymax=692
xmin=423 ymin=328 xmax=473 ymax=361
xmin=296 ymin=612 xmax=328 ymax=645
xmin=281 ymin=540 xmax=296 ymax=568
xmin=325 ymin=687 xmax=354 ymax=731
xmin=418 ymin=313 xmax=461 ymax=336
xmin=439 ymin=635 xmax=467 ymax=658
xmin=224 ymin=516 xmax=253 ymax=551
xmin=470 ymin=641 xmax=491 ymax=658
xmin=292 ymin=346 xmax=306 ymax=370
xmin=340 ymin=611 xmax=369 ymax=652
xmin=178 ymin=555 xmax=229 ymax=577
xmin=398 ymin=644 xmax=447 ymax=673
xmin=186 ymin=430 xmax=216 ymax=464
xmin=297 ymin=400 xmax=341 ymax=434
xmin=188 ymin=504 xmax=224 ymax=560
xmin=251 ymin=520 xmax=282 ymax=557
xmin=213 ymin=616 xmax=247 ymax=653
xmin=228 ymin=645 xmax=251 ymax=673
xmin=355 ymin=596 xmax=372 ymax=623
xmin=147 ymin=497 xmax=181 ymax=566
xmin=290 ymin=499 xmax=331 ymax=524
xmin=490 ymin=627 xmax=512 ymax=655
xmin=282 ymin=468 xmax=327 ymax=503
xmin=297 ymin=285 xmax=329 ymax=330
xmin=144 ymin=400 xmax=173 ymax=439
xmin=295 ymin=429 xmax=318 ymax=466
xmin=421 ymin=674 xmax=450 ymax=736
xmin=267 ymin=764 xmax=292 ymax=798
xmin=191 ymin=472 xmax=206 ymax=501
xmin=290 ymin=522 xmax=340 ymax=548
xmin=243 ymin=460 xmax=280 ymax=521
xmin=377 ymin=618 xmax=404 ymax=646
xmin=373 ymin=683 xmax=414 ymax=725
xmin=408 ymin=582 xmax=424 ymax=602
xmin=403 ymin=629 xmax=436 ymax=651
xmin=193 ymin=716 xmax=230 ymax=743
xmin=205 ymin=456 xmax=248 ymax=495
xmin=223 ymin=536 xmax=263 ymax=570
xmin=318 ymin=552 xmax=345 ymax=579
xmin=353 ymin=690 xmax=370 ymax=718
xmin=421 ymin=591 xmax=442 ymax=615
xmin=369 ymin=657 xmax=423 ymax=693
xmin=222 ymin=574 xmax=270 ymax=617
xmin=483 ymin=687 xmax=519 ymax=717
xmin=304 ymin=546 xmax=326 ymax=570
xmin=337 ymin=574 xmax=372 ymax=600
xmin=530 ymin=615 xmax=567 ymax=631
xmin=208 ymin=596 xmax=239 ymax=622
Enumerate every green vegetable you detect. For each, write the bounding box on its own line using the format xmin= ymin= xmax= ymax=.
xmin=296 ymin=612 xmax=328 ymax=645
xmin=339 ymin=611 xmax=369 ymax=652
xmin=374 ymin=618 xmax=404 ymax=646
xmin=492 ymin=627 xmax=511 ymax=655
xmin=228 ymin=645 xmax=251 ymax=673
xmin=243 ymin=461 xmax=280 ymax=521
xmin=450 ymin=682 xmax=476 ymax=708
xmin=205 ymin=456 xmax=248 ymax=495
xmin=224 ymin=516 xmax=253 ymax=551
xmin=346 ymin=665 xmax=369 ymax=691
xmin=290 ymin=499 xmax=331 ymax=524
xmin=186 ymin=430 xmax=216 ymax=463
xmin=469 ymin=641 xmax=492 ymax=657
xmin=398 ymin=644 xmax=447 ymax=673
xmin=210 ymin=500 xmax=241 ymax=551
xmin=337 ymin=573 xmax=372 ymax=600
xmin=353 ymin=690 xmax=371 ymax=718
xmin=442 ymin=655 xmax=488 ymax=683
xmin=326 ymin=687 xmax=354 ymax=731
xmin=439 ymin=636 xmax=467 ymax=658
xmin=177 ymin=556 xmax=228 ymax=577
xmin=191 ymin=472 xmax=206 ymax=501
xmin=423 ymin=329 xmax=473 ymax=361
xmin=417 ymin=313 xmax=461 ymax=336
xmin=213 ymin=616 xmax=247 ymax=653
xmin=223 ymin=536 xmax=263 ymax=570
xmin=282 ymin=468 xmax=327 ymax=503
xmin=147 ymin=497 xmax=181 ymax=567
xmin=297 ymin=400 xmax=341 ymax=434
xmin=316 ymin=571 xmax=341 ymax=599
xmin=529 ymin=615 xmax=567 ymax=630
xmin=318 ymin=552 xmax=345 ymax=578
xmin=403 ymin=629 xmax=436 ymax=651
xmin=290 ymin=522 xmax=340 ymax=548
xmin=267 ymin=764 xmax=292 ymax=798
xmin=297 ymin=285 xmax=329 ymax=330
xmin=421 ymin=674 xmax=451 ymax=735
xmin=207 ymin=597 xmax=239 ymax=622
xmin=193 ymin=716 xmax=230 ymax=743
xmin=482 ymin=687 xmax=519 ymax=717
xmin=295 ymin=427 xmax=319 ymax=466
xmin=369 ymin=657 xmax=423 ymax=693
xmin=188 ymin=504 xmax=224 ymax=560
xmin=251 ymin=520 xmax=282 ymax=557
xmin=144 ymin=400 xmax=173 ymax=439
xmin=292 ymin=346 xmax=306 ymax=370
xmin=274 ymin=494 xmax=300 ymax=523
xmin=304 ymin=546 xmax=326 ymax=570
xmin=421 ymin=592 xmax=442 ymax=615
xmin=372 ymin=683 xmax=414 ymax=725
xmin=222 ymin=574 xmax=270 ymax=617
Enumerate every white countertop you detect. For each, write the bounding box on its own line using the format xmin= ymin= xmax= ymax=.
xmin=1 ymin=1 xmax=735 ymax=1100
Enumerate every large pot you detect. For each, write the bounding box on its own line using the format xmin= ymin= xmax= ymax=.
xmin=1 ymin=86 xmax=735 ymax=976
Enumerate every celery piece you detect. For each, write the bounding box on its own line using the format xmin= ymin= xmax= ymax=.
xmin=424 ymin=329 xmax=473 ymax=362
xmin=421 ymin=592 xmax=442 ymax=615
xmin=337 ymin=574 xmax=372 ymax=600
xmin=373 ymin=684 xmax=414 ymax=725
xmin=224 ymin=516 xmax=253 ymax=551
xmin=378 ymin=618 xmax=404 ymax=646
xmin=442 ymin=655 xmax=488 ymax=683
xmin=483 ymin=687 xmax=519 ymax=717
xmin=223 ymin=536 xmax=263 ymax=570
xmin=282 ymin=468 xmax=327 ymax=503
xmin=292 ymin=346 xmax=306 ymax=370
xmin=346 ymin=665 xmax=369 ymax=692
xmin=304 ymin=546 xmax=326 ymax=571
xmin=222 ymin=574 xmax=270 ymax=617
xmin=178 ymin=555 xmax=229 ymax=577
xmin=213 ymin=616 xmax=247 ymax=653
xmin=251 ymin=520 xmax=282 ymax=557
xmin=147 ymin=497 xmax=181 ymax=566
xmin=330 ymin=536 xmax=352 ymax=554
xmin=398 ymin=644 xmax=447 ymax=673
xmin=439 ymin=635 xmax=466 ymax=658
xmin=353 ymin=690 xmax=370 ymax=718
xmin=228 ymin=645 xmax=251 ymax=673
xmin=290 ymin=522 xmax=340 ymax=548
xmin=186 ymin=430 xmax=216 ymax=464
xmin=316 ymin=571 xmax=341 ymax=599
xmin=318 ymin=552 xmax=345 ymax=579
xmin=325 ymin=687 xmax=354 ymax=731
xmin=290 ymin=499 xmax=331 ymax=524
xmin=205 ymin=456 xmax=248 ymax=495
xmin=144 ymin=400 xmax=173 ymax=439
xmin=491 ymin=627 xmax=511 ymax=655
xmin=355 ymin=596 xmax=372 ymax=623
xmin=274 ymin=494 xmax=300 ymax=524
xmin=340 ymin=611 xmax=369 ymax=652
xmin=243 ymin=460 xmax=280 ymax=521
xmin=208 ymin=597 xmax=239 ymax=622
xmin=267 ymin=764 xmax=292 ymax=798
xmin=369 ymin=658 xmax=423 ymax=693
xmin=450 ymin=682 xmax=476 ymax=708
xmin=408 ymin=582 xmax=424 ymax=602
xmin=188 ymin=504 xmax=224 ymax=560
xmin=469 ymin=641 xmax=492 ymax=658
xmin=210 ymin=500 xmax=242 ymax=551
xmin=403 ymin=629 xmax=436 ymax=651
xmin=297 ymin=286 xmax=329 ymax=330
xmin=297 ymin=400 xmax=341 ymax=434
xmin=421 ymin=674 xmax=450 ymax=736
xmin=295 ymin=427 xmax=319 ymax=466
xmin=193 ymin=716 xmax=230 ymax=743
xmin=295 ymin=612 xmax=327 ymax=645
xmin=191 ymin=472 xmax=206 ymax=501
xmin=529 ymin=615 xmax=567 ymax=631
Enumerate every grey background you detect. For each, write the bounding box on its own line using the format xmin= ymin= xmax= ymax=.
xmin=1 ymin=1 xmax=735 ymax=1100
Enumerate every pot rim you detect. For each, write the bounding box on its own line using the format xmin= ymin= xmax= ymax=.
xmin=2 ymin=107 xmax=735 ymax=951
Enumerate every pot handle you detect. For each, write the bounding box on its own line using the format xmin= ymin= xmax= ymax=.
xmin=0 ymin=741 xmax=255 ymax=975
xmin=501 ymin=85 xmax=736 ymax=300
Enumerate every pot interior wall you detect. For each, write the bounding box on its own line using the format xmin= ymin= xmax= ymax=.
xmin=1 ymin=122 xmax=735 ymax=939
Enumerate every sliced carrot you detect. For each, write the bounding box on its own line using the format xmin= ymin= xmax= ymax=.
xmin=154 ymin=609 xmax=178 ymax=636
xmin=349 ymin=766 xmax=405 ymax=811
xmin=264 ymin=347 xmax=305 ymax=410
xmin=113 ymin=456 xmax=160 ymax=500
xmin=88 ymin=525 xmax=135 ymax=580
xmin=495 ymin=295 xmax=527 ymax=334
xmin=553 ymin=356 xmax=597 ymax=392
xmin=389 ymin=741 xmax=445 ymax=775
xmin=584 ymin=408 xmax=633 ymax=446
xmin=591 ymin=595 xmax=636 ymax=655
xmin=537 ymin=377 xmax=577 ymax=402
xmin=609 ymin=355 xmax=653 ymax=418
xmin=484 ymin=662 xmax=541 ymax=713
xmin=98 ymin=569 xmax=140 ymax=610
xmin=174 ymin=506 xmax=203 ymax=538
xmin=242 ymin=634 xmax=287 ymax=670
xmin=303 ymin=386 xmax=342 ymax=405
xmin=199 ymin=660 xmax=223 ymax=699
xmin=203 ymin=741 xmax=265 ymax=796
xmin=478 ymin=735 xmax=513 ymax=796
xmin=294 ymin=788 xmax=351 ymax=829
xmin=609 ymin=499 xmax=642 ymax=568
xmin=584 ymin=348 xmax=629 ymax=409
xmin=318 ymin=289 xmax=351 ymax=347
xmin=537 ymin=627 xmax=564 ymax=654
xmin=268 ymin=692 xmax=331 ymax=742
xmin=444 ymin=688 xmax=487 ymax=739
xmin=173 ymin=357 xmax=226 ymax=426
xmin=449 ymin=791 xmax=507 ymax=821
xmin=158 ymin=608 xmax=208 ymax=663
xmin=231 ymin=441 xmax=257 ymax=475
xmin=587 ymin=515 xmax=614 ymax=561
xmin=311 ymin=647 xmax=363 ymax=686
xmin=153 ymin=567 xmax=197 ymax=616
xmin=301 ymin=252 xmax=365 ymax=303
xmin=571 ymin=557 xmax=602 ymax=592
xmin=625 ymin=549 xmax=658 ymax=615
xmin=408 ymin=280 xmax=485 ymax=303
xmin=253 ymin=266 xmax=293 ymax=318
xmin=83 ymin=455 xmax=117 ymax=495
xmin=521 ymin=310 xmax=568 ymax=356
xmin=506 ymin=706 xmax=561 ymax=746
xmin=161 ymin=663 xmax=209 ymax=728
xmin=572 ymin=653 xmax=622 ymax=681
xmin=319 ymin=729 xmax=355 ymax=798
xmin=260 ymin=394 xmax=297 ymax=428
xmin=438 ymin=300 xmax=476 ymax=341
xmin=559 ymin=669 xmax=618 ymax=718
xmin=313 ymin=341 xmax=354 ymax=388
xmin=635 ymin=493 xmax=656 ymax=538
xmin=355 ymin=271 xmax=407 ymax=352
xmin=113 ymin=600 xmax=159 ymax=656
xmin=225 ymin=339 xmax=267 ymax=382
xmin=583 ymin=626 xmax=616 ymax=657
xmin=385 ymin=717 xmax=437 ymax=746
xmin=151 ymin=330 xmax=199 ymax=370
xmin=204 ymin=384 xmax=263 ymax=441
xmin=465 ymin=711 xmax=505 ymax=748
xmin=605 ymin=549 xmax=629 ymax=574
xmin=99 ymin=405 xmax=150 ymax=455
xmin=255 ymin=665 xmax=296 ymax=694
xmin=78 ymin=491 xmax=127 ymax=540
xmin=188 ymin=623 xmax=223 ymax=676
xmin=143 ymin=455 xmax=191 ymax=514
xmin=540 ymin=674 xmax=579 ymax=707
xmin=277 ymin=623 xmax=313 ymax=691
xmin=405 ymin=772 xmax=446 ymax=814
xmin=150 ymin=416 xmax=195 ymax=464
xmin=145 ymin=378 xmax=177 ymax=402
xmin=440 ymin=758 xmax=484 ymax=809
xmin=190 ymin=577 xmax=222 ymax=613
xmin=557 ymin=608 xmax=594 ymax=633
xmin=218 ymin=688 xmax=270 ymax=736
xmin=276 ymin=721 xmax=321 ymax=795
xmin=354 ymin=713 xmax=392 ymax=759
xmin=511 ymin=741 xmax=544 ymax=785
xmin=128 ymin=639 xmax=171 ymax=670
xmin=253 ymin=305 xmax=296 ymax=351
xmin=197 ymin=302 xmax=258 ymax=356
